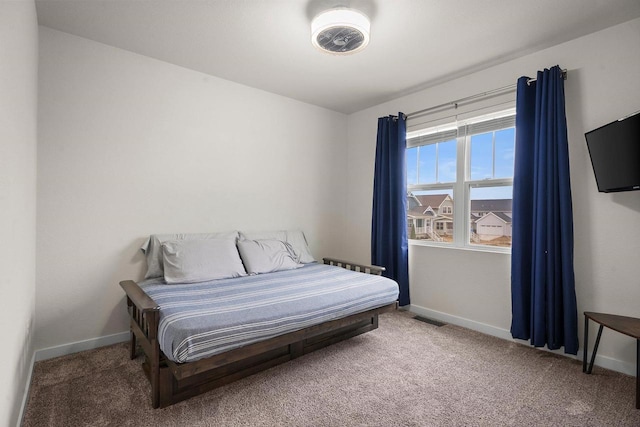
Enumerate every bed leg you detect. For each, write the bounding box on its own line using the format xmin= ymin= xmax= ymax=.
xmin=127 ymin=298 xmax=138 ymax=359
xmin=150 ymin=348 xmax=160 ymax=408
xmin=290 ymin=341 xmax=304 ymax=359
xmin=129 ymin=330 xmax=137 ymax=359
xmin=147 ymin=310 xmax=161 ymax=409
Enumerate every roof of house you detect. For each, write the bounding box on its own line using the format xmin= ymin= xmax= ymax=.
xmin=407 ymin=195 xmax=421 ymax=210
xmin=476 ymin=211 xmax=513 ymax=224
xmin=407 ymin=206 xmax=436 ymax=218
xmin=470 ymin=199 xmax=512 ymax=212
xmin=493 ymin=212 xmax=512 ymax=223
xmin=415 ymin=194 xmax=450 ymax=209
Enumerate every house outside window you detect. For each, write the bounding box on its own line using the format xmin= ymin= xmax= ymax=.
xmin=406 ymin=109 xmax=515 ymax=250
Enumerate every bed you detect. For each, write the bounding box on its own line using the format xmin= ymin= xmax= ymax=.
xmin=120 ymin=232 xmax=399 ymax=408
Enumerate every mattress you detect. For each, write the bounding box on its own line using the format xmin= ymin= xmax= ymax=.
xmin=139 ymin=263 xmax=399 ymax=363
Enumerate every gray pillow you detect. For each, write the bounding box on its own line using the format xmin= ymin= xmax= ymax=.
xmin=239 ymin=230 xmax=315 ymax=263
xmin=141 ymin=231 xmax=239 ymax=279
xmin=236 ymin=239 xmax=304 ymax=275
xmin=162 ymin=238 xmax=247 ymax=284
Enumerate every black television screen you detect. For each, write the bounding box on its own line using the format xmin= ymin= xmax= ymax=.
xmin=585 ymin=111 xmax=640 ymax=193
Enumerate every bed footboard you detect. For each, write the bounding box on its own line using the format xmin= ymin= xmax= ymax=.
xmin=120 ymin=280 xmax=162 ymax=408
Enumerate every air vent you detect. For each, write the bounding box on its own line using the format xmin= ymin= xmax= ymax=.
xmin=413 ymin=316 xmax=447 ymax=327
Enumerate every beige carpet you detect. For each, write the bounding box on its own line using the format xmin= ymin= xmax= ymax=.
xmin=23 ymin=311 xmax=640 ymax=426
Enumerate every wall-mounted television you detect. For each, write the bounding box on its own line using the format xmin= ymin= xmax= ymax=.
xmin=585 ymin=111 xmax=640 ymax=193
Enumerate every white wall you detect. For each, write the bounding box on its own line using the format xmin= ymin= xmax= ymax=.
xmin=0 ymin=1 xmax=38 ymax=425
xmin=36 ymin=28 xmax=348 ymax=351
xmin=345 ymin=18 xmax=640 ymax=373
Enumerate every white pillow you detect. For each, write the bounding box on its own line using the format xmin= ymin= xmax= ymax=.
xmin=162 ymin=238 xmax=247 ymax=284
xmin=236 ymin=239 xmax=304 ymax=275
xmin=239 ymin=230 xmax=315 ymax=264
xmin=141 ymin=231 xmax=239 ymax=279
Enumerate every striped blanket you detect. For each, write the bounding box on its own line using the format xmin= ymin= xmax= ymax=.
xmin=139 ymin=263 xmax=399 ymax=363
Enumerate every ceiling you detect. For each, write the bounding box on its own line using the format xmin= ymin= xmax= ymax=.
xmin=35 ymin=0 xmax=640 ymax=114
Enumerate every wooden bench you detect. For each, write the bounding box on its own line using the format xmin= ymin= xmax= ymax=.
xmin=583 ymin=311 xmax=640 ymax=409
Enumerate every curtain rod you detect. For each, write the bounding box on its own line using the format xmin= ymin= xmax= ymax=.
xmin=406 ymin=69 xmax=567 ymax=120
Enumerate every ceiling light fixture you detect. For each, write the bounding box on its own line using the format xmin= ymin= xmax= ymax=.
xmin=311 ymin=8 xmax=370 ymax=55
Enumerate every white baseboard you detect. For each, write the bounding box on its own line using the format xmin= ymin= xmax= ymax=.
xmin=17 ymin=351 xmax=36 ymax=427
xmin=407 ymin=304 xmax=636 ymax=377
xmin=35 ymin=331 xmax=130 ymax=362
xmin=408 ymin=304 xmax=513 ymax=340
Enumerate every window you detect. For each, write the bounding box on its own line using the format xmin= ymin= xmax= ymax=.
xmin=406 ymin=110 xmax=515 ymax=250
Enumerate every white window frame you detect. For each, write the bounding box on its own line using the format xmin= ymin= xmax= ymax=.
xmin=407 ymin=108 xmax=515 ymax=253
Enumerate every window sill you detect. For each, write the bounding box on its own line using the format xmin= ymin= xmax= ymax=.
xmin=408 ymin=239 xmax=511 ymax=255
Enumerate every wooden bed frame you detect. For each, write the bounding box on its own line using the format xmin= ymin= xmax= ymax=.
xmin=120 ymin=257 xmax=398 ymax=408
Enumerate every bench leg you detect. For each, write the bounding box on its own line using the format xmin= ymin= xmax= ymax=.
xmin=636 ymin=339 xmax=639 ymax=409
xmin=583 ymin=316 xmax=589 ymax=373
xmin=587 ymin=324 xmax=604 ymax=374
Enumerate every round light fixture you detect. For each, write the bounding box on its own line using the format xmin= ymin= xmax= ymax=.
xmin=311 ymin=8 xmax=370 ymax=55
